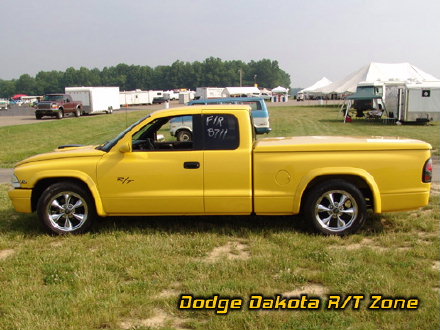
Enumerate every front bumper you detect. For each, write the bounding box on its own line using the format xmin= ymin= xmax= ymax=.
xmin=8 ymin=189 xmax=32 ymax=213
xmin=35 ymin=109 xmax=59 ymax=116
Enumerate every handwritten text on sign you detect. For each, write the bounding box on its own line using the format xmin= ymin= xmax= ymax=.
xmin=206 ymin=115 xmax=229 ymax=139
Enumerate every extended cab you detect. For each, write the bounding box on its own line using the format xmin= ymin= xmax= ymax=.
xmin=35 ymin=94 xmax=82 ymax=119
xmin=9 ymin=105 xmax=432 ymax=235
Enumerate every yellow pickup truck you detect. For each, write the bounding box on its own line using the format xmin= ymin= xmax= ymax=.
xmin=8 ymin=105 xmax=433 ymax=235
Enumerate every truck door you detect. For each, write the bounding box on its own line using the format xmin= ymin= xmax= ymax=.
xmin=64 ymin=95 xmax=74 ymax=112
xmin=202 ymin=113 xmax=253 ymax=214
xmin=97 ymin=115 xmax=204 ymax=214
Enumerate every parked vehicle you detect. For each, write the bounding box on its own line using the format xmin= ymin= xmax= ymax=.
xmin=170 ymin=115 xmax=193 ymax=141
xmin=152 ymin=97 xmax=166 ymax=104
xmin=195 ymin=87 xmax=224 ymax=100
xmin=10 ymin=99 xmax=23 ymax=106
xmin=187 ymin=97 xmax=271 ymax=134
xmin=0 ymin=98 xmax=8 ymax=110
xmin=35 ymin=94 xmax=82 ymax=119
xmin=348 ymin=81 xmax=440 ymax=123
xmin=9 ymin=105 xmax=432 ymax=235
xmin=164 ymin=90 xmax=179 ymax=101
xmin=65 ymin=87 xmax=120 ymax=115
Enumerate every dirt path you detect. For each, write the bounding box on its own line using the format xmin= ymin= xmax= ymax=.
xmin=0 ymin=168 xmax=13 ymax=184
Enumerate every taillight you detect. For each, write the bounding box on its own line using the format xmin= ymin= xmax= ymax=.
xmin=423 ymin=158 xmax=432 ymax=183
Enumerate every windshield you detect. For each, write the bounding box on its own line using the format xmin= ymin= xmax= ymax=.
xmin=43 ymin=95 xmax=64 ymax=101
xmin=97 ymin=115 xmax=150 ymax=152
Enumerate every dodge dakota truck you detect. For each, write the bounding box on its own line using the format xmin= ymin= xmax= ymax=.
xmin=9 ymin=105 xmax=432 ymax=235
xmin=35 ymin=94 xmax=82 ymax=119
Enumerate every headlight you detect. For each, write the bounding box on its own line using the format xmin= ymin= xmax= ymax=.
xmin=11 ymin=174 xmax=21 ymax=188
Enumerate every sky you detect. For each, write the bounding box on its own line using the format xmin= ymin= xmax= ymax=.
xmin=0 ymin=0 xmax=439 ymax=88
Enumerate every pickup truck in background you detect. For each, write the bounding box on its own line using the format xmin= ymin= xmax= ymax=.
xmin=171 ymin=97 xmax=271 ymax=141
xmin=35 ymin=94 xmax=82 ymax=119
xmin=188 ymin=97 xmax=271 ymax=134
xmin=9 ymin=105 xmax=432 ymax=235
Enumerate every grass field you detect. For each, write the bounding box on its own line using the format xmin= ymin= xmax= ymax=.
xmin=0 ymin=106 xmax=439 ymax=330
xmin=0 ymin=105 xmax=438 ymax=167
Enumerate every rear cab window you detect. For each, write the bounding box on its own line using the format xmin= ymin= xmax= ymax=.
xmin=203 ymin=114 xmax=239 ymax=150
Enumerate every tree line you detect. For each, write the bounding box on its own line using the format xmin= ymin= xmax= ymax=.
xmin=0 ymin=58 xmax=291 ymax=98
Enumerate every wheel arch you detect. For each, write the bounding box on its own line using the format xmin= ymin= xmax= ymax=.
xmin=295 ymin=168 xmax=382 ymax=214
xmin=31 ymin=173 xmax=106 ymax=216
xmin=175 ymin=127 xmax=192 ymax=135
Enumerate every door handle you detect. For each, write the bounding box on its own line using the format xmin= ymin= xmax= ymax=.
xmin=184 ymin=162 xmax=200 ymax=169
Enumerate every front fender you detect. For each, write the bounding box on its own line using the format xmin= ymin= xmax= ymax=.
xmin=30 ymin=170 xmax=106 ymax=216
xmin=293 ymin=167 xmax=382 ymax=214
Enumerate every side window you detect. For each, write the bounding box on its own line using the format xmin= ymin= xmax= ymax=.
xmin=241 ymin=101 xmax=260 ymax=111
xmin=203 ymin=114 xmax=239 ymax=150
xmin=132 ymin=115 xmax=199 ymax=151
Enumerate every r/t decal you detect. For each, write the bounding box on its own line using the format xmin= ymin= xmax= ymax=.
xmin=117 ymin=177 xmax=134 ymax=184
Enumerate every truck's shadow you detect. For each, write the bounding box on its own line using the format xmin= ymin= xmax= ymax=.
xmin=0 ymin=210 xmax=385 ymax=236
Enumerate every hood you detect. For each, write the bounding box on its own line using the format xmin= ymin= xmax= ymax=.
xmin=16 ymin=145 xmax=105 ymax=166
xmin=254 ymin=136 xmax=432 ymax=152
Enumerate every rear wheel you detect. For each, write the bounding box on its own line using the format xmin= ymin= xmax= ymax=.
xmin=37 ymin=182 xmax=96 ymax=235
xmin=303 ymin=179 xmax=366 ymax=235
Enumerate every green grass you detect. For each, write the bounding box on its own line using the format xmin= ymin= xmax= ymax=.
xmin=0 ymin=110 xmax=154 ymax=168
xmin=0 ymin=106 xmax=439 ymax=329
xmin=0 ymin=105 xmax=438 ymax=167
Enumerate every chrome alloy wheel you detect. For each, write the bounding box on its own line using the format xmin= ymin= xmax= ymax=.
xmin=46 ymin=191 xmax=88 ymax=232
xmin=314 ymin=190 xmax=358 ymax=233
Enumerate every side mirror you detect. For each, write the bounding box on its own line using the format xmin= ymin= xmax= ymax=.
xmin=119 ymin=142 xmax=131 ymax=153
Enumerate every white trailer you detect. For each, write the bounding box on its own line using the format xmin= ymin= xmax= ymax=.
xmin=195 ymin=87 xmax=224 ymax=99
xmin=120 ymin=91 xmax=135 ymax=106
xmin=400 ymin=82 xmax=440 ymax=122
xmin=66 ymin=87 xmax=120 ymax=114
xmin=351 ymin=81 xmax=440 ymax=122
xmin=136 ymin=90 xmax=153 ymax=104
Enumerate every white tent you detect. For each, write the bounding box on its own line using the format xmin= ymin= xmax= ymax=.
xmin=299 ymin=77 xmax=333 ymax=93
xmin=316 ymin=62 xmax=439 ymax=95
xmin=271 ymin=86 xmax=289 ymax=102
xmin=221 ymin=87 xmax=260 ymax=97
xmin=271 ymin=86 xmax=289 ymax=93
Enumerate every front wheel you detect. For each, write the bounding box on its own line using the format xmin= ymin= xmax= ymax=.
xmin=176 ymin=130 xmax=192 ymax=142
xmin=56 ymin=110 xmax=64 ymax=119
xmin=303 ymin=179 xmax=366 ymax=235
xmin=37 ymin=182 xmax=96 ymax=234
xmin=74 ymin=108 xmax=81 ymax=117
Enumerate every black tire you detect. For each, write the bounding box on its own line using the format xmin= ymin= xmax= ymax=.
xmin=303 ymin=179 xmax=366 ymax=236
xmin=37 ymin=182 xmax=96 ymax=235
xmin=35 ymin=113 xmax=42 ymax=120
xmin=56 ymin=110 xmax=63 ymax=119
xmin=176 ymin=130 xmax=192 ymax=142
xmin=74 ymin=108 xmax=81 ymax=117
